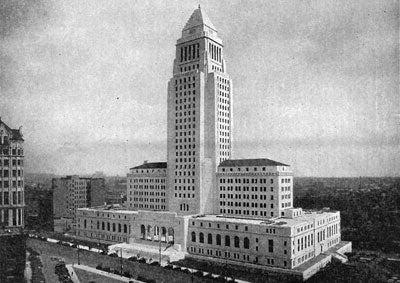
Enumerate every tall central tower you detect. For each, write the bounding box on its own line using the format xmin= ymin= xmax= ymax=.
xmin=167 ymin=7 xmax=233 ymax=215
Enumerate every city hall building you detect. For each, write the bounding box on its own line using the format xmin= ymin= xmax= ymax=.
xmin=76 ymin=6 xmax=351 ymax=280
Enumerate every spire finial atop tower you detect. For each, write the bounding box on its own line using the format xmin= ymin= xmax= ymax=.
xmin=183 ymin=5 xmax=216 ymax=32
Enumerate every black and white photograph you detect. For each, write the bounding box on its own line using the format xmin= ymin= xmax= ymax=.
xmin=0 ymin=0 xmax=399 ymax=282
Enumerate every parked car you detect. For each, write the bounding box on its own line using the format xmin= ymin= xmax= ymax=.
xmin=108 ymin=252 xmax=119 ymax=257
xmin=149 ymin=261 xmax=160 ymax=266
xmin=128 ymin=256 xmax=137 ymax=262
xmin=137 ymin=257 xmax=146 ymax=263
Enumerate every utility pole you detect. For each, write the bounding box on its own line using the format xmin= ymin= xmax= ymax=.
xmin=120 ymin=247 xmax=123 ymax=275
xmin=159 ymin=235 xmax=162 ymax=265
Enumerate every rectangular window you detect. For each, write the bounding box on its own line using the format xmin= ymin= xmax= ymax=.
xmin=268 ymin=239 xmax=274 ymax=253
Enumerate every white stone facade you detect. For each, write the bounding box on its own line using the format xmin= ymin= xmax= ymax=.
xmin=75 ymin=7 xmax=351 ymax=280
xmin=166 ymin=7 xmax=233 ymax=216
xmin=217 ymin=160 xmax=293 ymax=219
xmin=76 ymin=205 xmax=136 ymax=244
xmin=127 ymin=163 xmax=167 ymax=211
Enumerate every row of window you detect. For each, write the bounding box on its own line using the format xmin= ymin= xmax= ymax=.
xmin=0 ymin=191 xmax=23 ymax=205
xmin=132 ymin=204 xmax=166 ymax=210
xmin=0 ymin=159 xmax=24 ymax=166
xmin=297 ymin=234 xmax=314 ymax=252
xmin=174 ymin=170 xmax=196 ymax=176
xmin=0 ymin=148 xmax=24 ymax=156
xmin=132 ymin=197 xmax=166 ymax=203
xmin=1 ymin=169 xmax=23 ymax=177
xmin=130 ymin=186 xmax=166 ymax=191
xmin=131 ymin=191 xmax=165 ymax=196
xmin=221 ymin=209 xmax=275 ymax=217
xmin=220 ymin=178 xmax=275 ymax=183
xmin=220 ymin=201 xmax=275 ymax=209
xmin=0 ymin=208 xmax=23 ymax=226
xmin=174 ymin=137 xmax=196 ymax=144
xmin=180 ymin=43 xmax=200 ymax=62
xmin=80 ymin=219 xmax=129 ymax=234
xmin=174 ymin=193 xmax=195 ymax=198
xmin=130 ymin=169 xmax=166 ymax=174
xmin=0 ymin=180 xmax=24 ymax=188
xmin=175 ymin=150 xmax=195 ymax=157
xmin=220 ymin=186 xmax=274 ymax=192
xmin=130 ymin=178 xmax=166 ymax=183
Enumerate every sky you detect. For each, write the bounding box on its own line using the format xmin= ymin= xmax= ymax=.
xmin=0 ymin=0 xmax=398 ymax=177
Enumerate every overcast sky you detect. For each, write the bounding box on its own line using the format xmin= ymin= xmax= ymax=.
xmin=0 ymin=0 xmax=398 ymax=177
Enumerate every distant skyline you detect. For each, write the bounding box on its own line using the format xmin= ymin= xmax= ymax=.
xmin=1 ymin=0 xmax=399 ymax=177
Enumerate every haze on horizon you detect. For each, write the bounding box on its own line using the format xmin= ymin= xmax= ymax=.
xmin=0 ymin=0 xmax=398 ymax=177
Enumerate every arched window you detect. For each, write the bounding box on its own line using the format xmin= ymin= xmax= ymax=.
xmin=97 ymin=221 xmax=100 ymax=229
xmin=107 ymin=222 xmax=110 ymax=231
xmin=199 ymin=232 xmax=204 ymax=243
xmin=191 ymin=231 xmax=196 ymax=242
xmin=118 ymin=223 xmax=121 ymax=232
xmin=208 ymin=233 xmax=212 ymax=244
xmin=84 ymin=219 xmax=87 ymax=229
xmin=124 ymin=224 xmax=127 ymax=233
xmin=216 ymin=234 xmax=221 ymax=246
xmin=102 ymin=222 xmax=105 ymax=230
xmin=244 ymin=237 xmax=250 ymax=249
xmin=140 ymin=225 xmax=145 ymax=239
xmin=234 ymin=236 xmax=240 ymax=248
xmin=112 ymin=223 xmax=116 ymax=232
xmin=225 ymin=235 xmax=230 ymax=247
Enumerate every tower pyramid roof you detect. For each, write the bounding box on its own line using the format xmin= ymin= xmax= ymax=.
xmin=183 ymin=5 xmax=216 ymax=32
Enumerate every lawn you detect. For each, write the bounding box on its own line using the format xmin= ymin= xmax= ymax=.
xmin=74 ymin=268 xmax=125 ymax=283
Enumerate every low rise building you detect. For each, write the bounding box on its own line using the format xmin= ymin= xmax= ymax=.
xmin=186 ymin=209 xmax=342 ymax=269
xmin=76 ymin=204 xmax=136 ymax=244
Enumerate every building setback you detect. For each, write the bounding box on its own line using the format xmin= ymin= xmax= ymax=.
xmin=76 ymin=7 xmax=351 ymax=280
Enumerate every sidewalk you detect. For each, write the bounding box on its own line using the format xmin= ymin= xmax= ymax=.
xmin=72 ymin=264 xmax=144 ymax=283
xmin=65 ymin=264 xmax=81 ymax=283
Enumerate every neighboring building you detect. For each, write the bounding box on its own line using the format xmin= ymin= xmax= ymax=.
xmin=53 ymin=176 xmax=106 ymax=232
xmin=76 ymin=7 xmax=351 ymax=280
xmin=105 ymin=176 xmax=127 ymax=205
xmin=25 ymin=185 xmax=53 ymax=231
xmin=0 ymin=118 xmax=25 ymax=230
xmin=0 ymin=118 xmax=26 ymax=282
xmin=89 ymin=178 xmax=107 ymax=207
xmin=127 ymin=162 xmax=167 ymax=211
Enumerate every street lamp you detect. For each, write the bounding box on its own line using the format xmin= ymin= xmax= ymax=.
xmin=77 ymin=240 xmax=80 ymax=265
